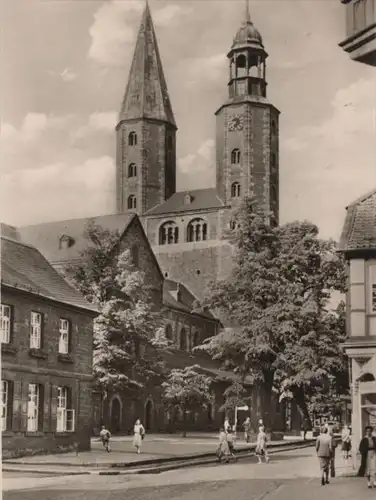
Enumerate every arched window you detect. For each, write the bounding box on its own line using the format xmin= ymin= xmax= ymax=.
xmin=159 ymin=221 xmax=179 ymax=245
xmin=235 ymin=54 xmax=247 ymax=77
xmin=131 ymin=245 xmax=139 ymax=267
xmin=165 ymin=324 xmax=173 ymax=341
xmin=127 ymin=195 xmax=137 ymax=209
xmin=187 ymin=218 xmax=208 ymax=242
xmin=180 ymin=328 xmax=187 ymax=351
xmin=231 ymin=182 xmax=241 ymax=198
xmin=128 ymin=163 xmax=137 ymax=177
xmin=128 ymin=131 xmax=137 ymax=146
xmin=229 ymin=219 xmax=239 ymax=230
xmin=231 ymin=149 xmax=241 ymax=164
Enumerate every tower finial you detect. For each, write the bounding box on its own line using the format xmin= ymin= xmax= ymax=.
xmin=245 ymin=0 xmax=251 ymax=23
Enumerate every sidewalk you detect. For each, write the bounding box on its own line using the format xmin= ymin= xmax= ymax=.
xmin=2 ymin=435 xmax=314 ymax=471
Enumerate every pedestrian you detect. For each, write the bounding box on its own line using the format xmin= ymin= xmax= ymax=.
xmin=99 ymin=425 xmax=111 ymax=453
xmin=224 ymin=417 xmax=230 ymax=433
xmin=255 ymin=425 xmax=269 ymax=464
xmin=226 ymin=428 xmax=236 ymax=460
xmin=242 ymin=417 xmax=251 ymax=443
xmin=302 ymin=419 xmax=309 ymax=440
xmin=216 ymin=427 xmax=231 ymax=464
xmin=358 ymin=426 xmax=376 ymax=488
xmin=329 ymin=427 xmax=337 ymax=478
xmin=132 ymin=418 xmax=145 ymax=454
xmin=316 ymin=425 xmax=332 ymax=486
xmin=341 ymin=425 xmax=351 ymax=460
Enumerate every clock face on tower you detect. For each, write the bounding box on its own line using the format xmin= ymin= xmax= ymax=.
xmin=228 ymin=114 xmax=244 ymax=132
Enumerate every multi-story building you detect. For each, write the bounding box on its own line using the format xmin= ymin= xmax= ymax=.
xmin=339 ymin=190 xmax=376 ymax=462
xmin=16 ymin=3 xmax=295 ymax=435
xmin=1 ymin=226 xmax=98 ymax=457
xmin=339 ymin=0 xmax=376 ymax=66
xmin=339 ymin=0 xmax=376 ymax=465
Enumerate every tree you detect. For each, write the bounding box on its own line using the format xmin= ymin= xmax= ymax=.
xmin=64 ymin=222 xmax=168 ymax=394
xmin=197 ymin=198 xmax=348 ymax=428
xmin=162 ymin=365 xmax=214 ymax=437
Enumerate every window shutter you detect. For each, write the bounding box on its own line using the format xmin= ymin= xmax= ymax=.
xmin=6 ymin=381 xmax=14 ymax=431
xmin=38 ymin=384 xmax=44 ymax=431
xmin=67 ymin=386 xmax=73 ymax=410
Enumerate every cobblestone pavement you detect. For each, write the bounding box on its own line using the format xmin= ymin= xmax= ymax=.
xmin=3 ymin=447 xmax=370 ymax=500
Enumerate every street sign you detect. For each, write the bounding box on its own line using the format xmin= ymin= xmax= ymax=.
xmin=236 ymin=406 xmax=249 ymax=411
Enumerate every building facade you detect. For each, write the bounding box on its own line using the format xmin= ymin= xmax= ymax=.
xmin=339 ymin=0 xmax=376 ymax=66
xmin=1 ymin=230 xmax=97 ymax=458
xmin=339 ymin=190 xmax=376 ymax=466
xmin=116 ymin=2 xmax=280 ymax=300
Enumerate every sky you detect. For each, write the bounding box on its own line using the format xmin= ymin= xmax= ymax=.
xmin=1 ymin=0 xmax=375 ymax=241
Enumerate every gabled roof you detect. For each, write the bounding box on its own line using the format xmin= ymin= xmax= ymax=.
xmin=339 ymin=188 xmax=376 ymax=252
xmin=163 ymin=279 xmax=216 ymax=320
xmin=1 ymin=236 xmax=97 ymax=313
xmin=144 ymin=188 xmax=225 ymax=216
xmin=18 ymin=213 xmax=135 ymax=266
xmin=118 ymin=2 xmax=176 ymax=127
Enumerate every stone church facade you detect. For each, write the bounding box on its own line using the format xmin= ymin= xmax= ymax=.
xmin=12 ymin=3 xmax=300 ymax=436
xmin=116 ymin=2 xmax=280 ymax=299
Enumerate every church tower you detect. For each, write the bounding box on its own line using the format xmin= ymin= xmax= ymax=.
xmin=215 ymin=1 xmax=279 ymax=223
xmin=116 ymin=2 xmax=177 ymax=215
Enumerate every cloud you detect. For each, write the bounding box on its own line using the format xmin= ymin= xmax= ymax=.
xmin=178 ymin=139 xmax=215 ymax=190
xmin=88 ymin=1 xmax=190 ymax=66
xmin=280 ymin=78 xmax=376 ymax=240
xmin=0 ymin=113 xmax=116 ymax=225
xmin=183 ymin=54 xmax=226 ymax=87
xmin=1 ymin=157 xmax=115 ymax=226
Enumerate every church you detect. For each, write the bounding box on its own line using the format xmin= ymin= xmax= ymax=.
xmin=8 ymin=2 xmax=299 ymax=435
xmin=117 ymin=1 xmax=280 ymax=299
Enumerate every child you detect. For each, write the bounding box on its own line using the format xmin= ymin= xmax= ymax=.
xmin=99 ymin=425 xmax=111 ymax=453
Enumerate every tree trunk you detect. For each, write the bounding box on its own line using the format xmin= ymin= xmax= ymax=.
xmin=182 ymin=409 xmax=187 ymax=438
xmin=260 ymin=372 xmax=274 ymax=430
xmin=292 ymin=387 xmax=312 ymax=429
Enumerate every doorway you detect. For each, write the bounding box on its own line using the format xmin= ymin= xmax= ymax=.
xmin=145 ymin=400 xmax=153 ymax=431
xmin=110 ymin=396 xmax=121 ymax=433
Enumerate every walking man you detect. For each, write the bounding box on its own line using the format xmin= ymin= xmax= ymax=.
xmin=316 ymin=426 xmax=332 ymax=486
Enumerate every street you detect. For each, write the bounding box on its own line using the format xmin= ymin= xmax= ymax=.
xmin=2 ymin=447 xmax=373 ymax=500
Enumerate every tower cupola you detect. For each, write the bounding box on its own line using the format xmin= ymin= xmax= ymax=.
xmin=227 ymin=0 xmax=268 ymax=99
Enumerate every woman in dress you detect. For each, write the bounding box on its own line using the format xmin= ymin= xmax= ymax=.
xmin=341 ymin=425 xmax=351 ymax=460
xmin=217 ymin=427 xmax=231 ymax=463
xmin=358 ymin=426 xmax=376 ymax=488
xmin=255 ymin=425 xmax=269 ymax=464
xmin=133 ymin=418 xmax=145 ymax=454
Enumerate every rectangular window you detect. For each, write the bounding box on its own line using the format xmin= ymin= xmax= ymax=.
xmin=27 ymin=384 xmax=40 ymax=432
xmin=30 ymin=312 xmax=42 ymax=349
xmin=370 ymin=265 xmax=376 ymax=313
xmin=56 ymin=387 xmax=75 ymax=432
xmin=0 ymin=304 xmax=11 ymax=344
xmin=1 ymin=381 xmax=8 ymax=431
xmin=59 ymin=319 xmax=70 ymax=354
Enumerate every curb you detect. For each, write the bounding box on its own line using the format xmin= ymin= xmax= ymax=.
xmin=3 ymin=439 xmax=315 ymax=469
xmin=3 ymin=441 xmax=315 ymax=476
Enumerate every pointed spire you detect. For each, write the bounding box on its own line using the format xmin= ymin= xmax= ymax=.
xmin=244 ymin=0 xmax=251 ymax=23
xmin=119 ymin=1 xmax=176 ymax=127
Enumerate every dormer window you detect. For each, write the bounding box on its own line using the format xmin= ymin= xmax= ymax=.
xmin=184 ymin=194 xmax=192 ymax=205
xmin=59 ymin=235 xmax=73 ymax=250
